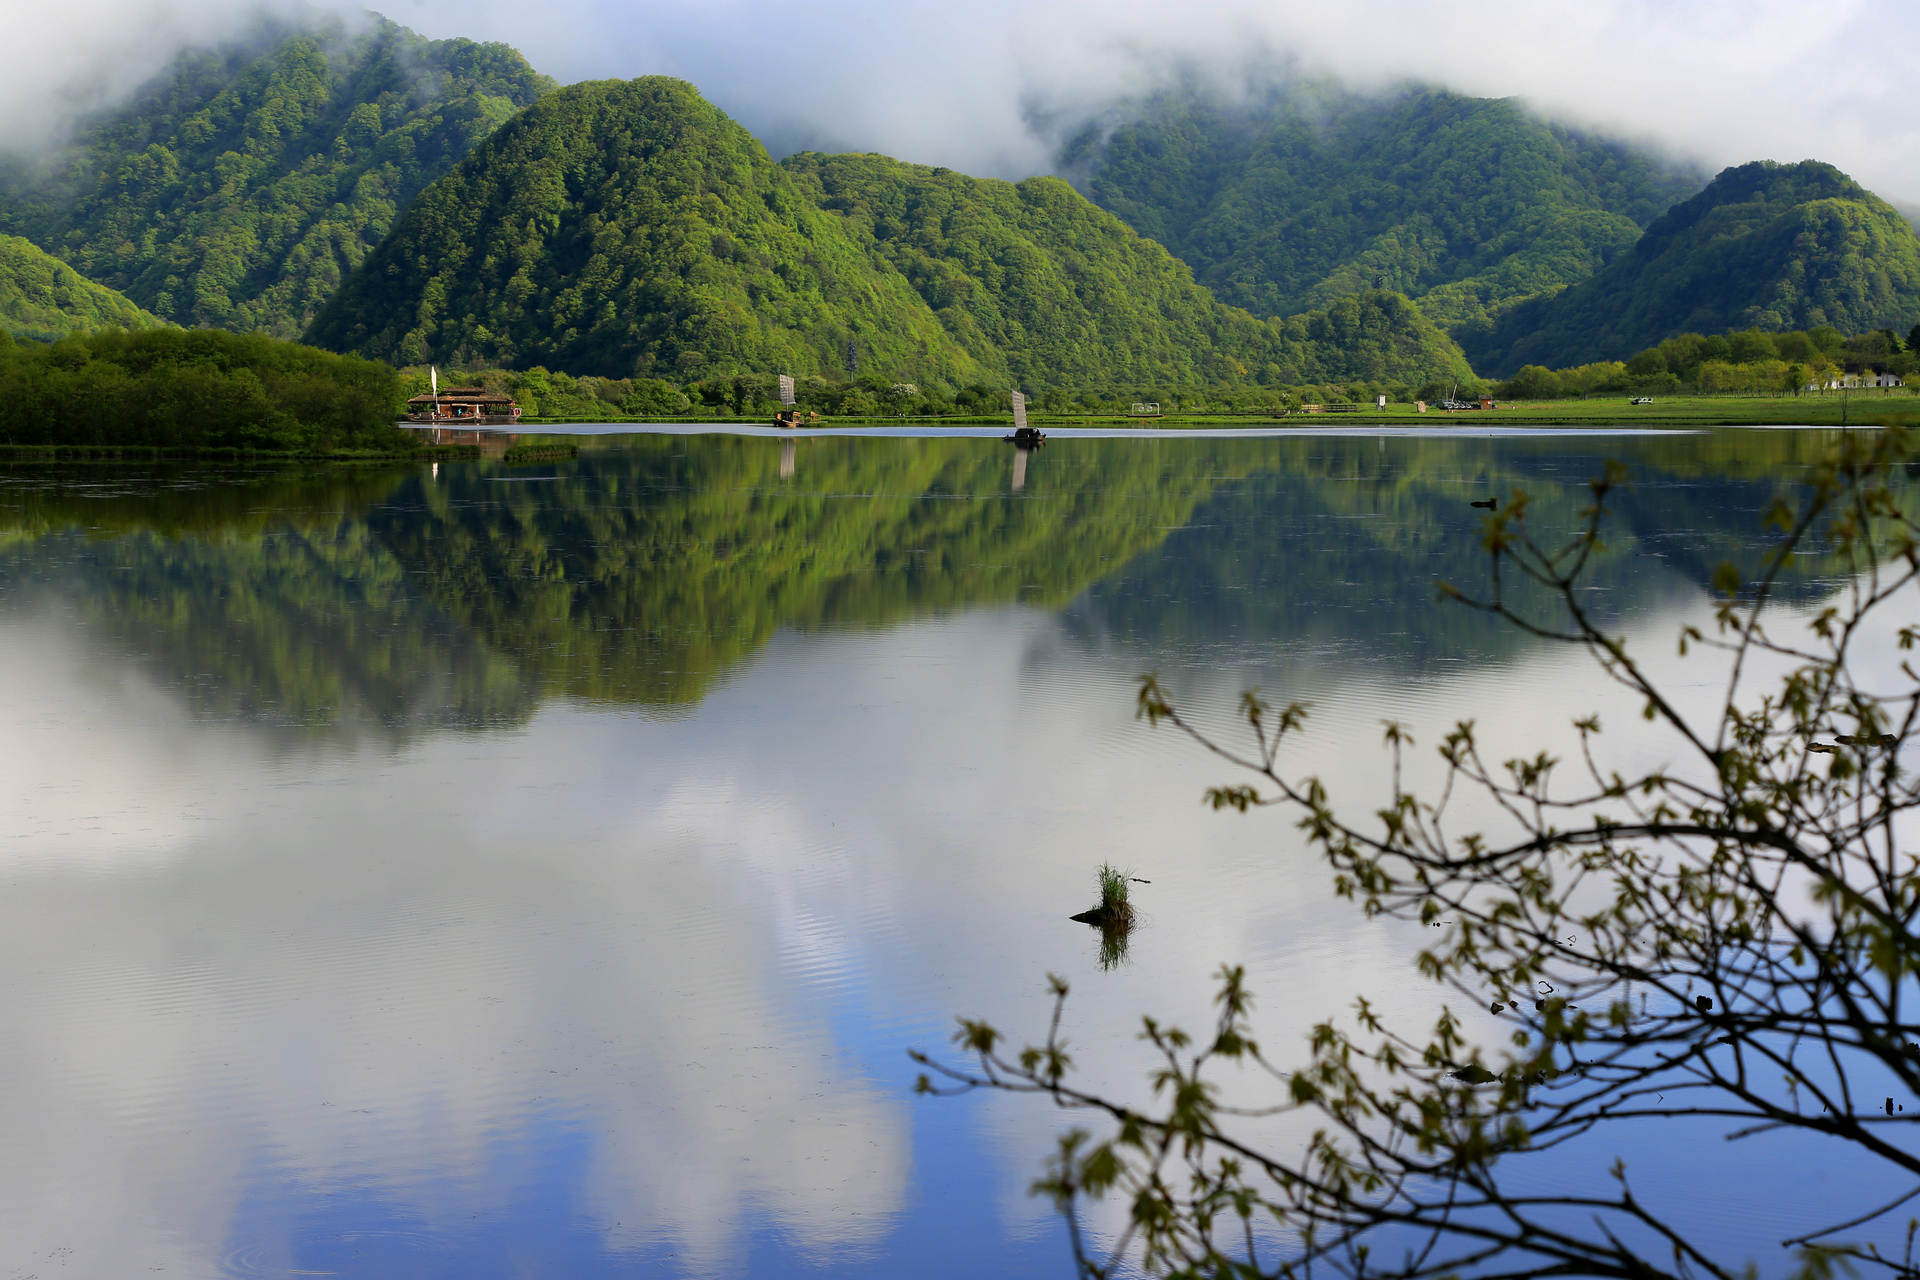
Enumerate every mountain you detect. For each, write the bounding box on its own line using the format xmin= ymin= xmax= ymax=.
xmin=0 ymin=234 xmax=164 ymax=340
xmin=307 ymin=76 xmax=1473 ymax=389
xmin=1467 ymin=161 xmax=1920 ymax=374
xmin=781 ymin=152 xmax=1468 ymax=387
xmin=1067 ymin=84 xmax=1701 ymax=333
xmin=0 ymin=17 xmax=554 ymax=339
xmin=304 ymin=77 xmax=990 ymax=384
xmin=784 ymin=151 xmax=1285 ymax=386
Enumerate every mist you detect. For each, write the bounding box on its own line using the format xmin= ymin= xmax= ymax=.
xmin=7 ymin=0 xmax=1920 ymax=204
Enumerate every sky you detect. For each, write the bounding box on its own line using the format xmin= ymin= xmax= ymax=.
xmin=4 ymin=0 xmax=1918 ymax=203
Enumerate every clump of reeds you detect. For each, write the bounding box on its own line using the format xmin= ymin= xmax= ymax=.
xmin=1096 ymin=862 xmax=1135 ymax=927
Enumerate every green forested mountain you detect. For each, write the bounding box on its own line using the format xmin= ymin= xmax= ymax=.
xmin=1467 ymin=161 xmax=1920 ymax=374
xmin=0 ymin=17 xmax=553 ymax=339
xmin=1069 ymin=85 xmax=1700 ymax=332
xmin=783 ymin=151 xmax=1281 ymax=385
xmin=0 ymin=234 xmax=164 ymax=340
xmin=783 ymin=152 xmax=1468 ymax=386
xmin=307 ymin=77 xmax=1473 ymax=388
xmin=305 ymin=78 xmax=991 ymax=384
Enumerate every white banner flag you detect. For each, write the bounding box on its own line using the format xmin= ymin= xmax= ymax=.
xmin=1011 ymin=390 xmax=1027 ymax=429
xmin=778 ymin=374 xmax=795 ymax=407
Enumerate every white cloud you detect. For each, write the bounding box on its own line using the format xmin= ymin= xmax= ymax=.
xmin=6 ymin=0 xmax=1920 ymax=204
xmin=385 ymin=0 xmax=1920 ymax=201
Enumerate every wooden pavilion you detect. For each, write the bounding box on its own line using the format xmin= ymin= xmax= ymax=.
xmin=404 ymin=387 xmax=521 ymax=425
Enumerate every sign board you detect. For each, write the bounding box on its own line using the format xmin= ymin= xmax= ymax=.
xmin=1011 ymin=391 xmax=1028 ymax=430
xmin=778 ymin=374 xmax=795 ymax=407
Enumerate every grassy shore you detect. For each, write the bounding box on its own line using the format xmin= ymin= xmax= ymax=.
xmin=1273 ymin=392 xmax=1914 ymax=427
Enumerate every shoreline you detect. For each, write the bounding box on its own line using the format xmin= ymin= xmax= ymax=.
xmin=415 ymin=421 xmax=1863 ymax=440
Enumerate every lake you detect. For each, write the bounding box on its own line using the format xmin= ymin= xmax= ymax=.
xmin=0 ymin=427 xmax=1888 ymax=1277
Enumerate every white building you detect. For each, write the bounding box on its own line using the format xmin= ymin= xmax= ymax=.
xmin=1802 ymin=372 xmax=1903 ymax=391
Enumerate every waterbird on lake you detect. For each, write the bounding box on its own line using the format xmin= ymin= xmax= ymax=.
xmin=1470 ymin=498 xmax=1497 ymax=510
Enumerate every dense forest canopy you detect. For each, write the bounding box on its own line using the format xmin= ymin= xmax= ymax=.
xmin=0 ymin=17 xmax=554 ymax=339
xmin=0 ymin=327 xmax=410 ymax=450
xmin=786 ymin=152 xmax=1472 ymax=387
xmin=304 ymin=78 xmax=991 ymax=384
xmin=1490 ymin=320 xmax=1920 ymax=399
xmin=307 ymin=77 xmax=1474 ymax=389
xmin=0 ymin=234 xmax=164 ymax=341
xmin=1467 ymin=160 xmax=1920 ymax=374
xmin=784 ymin=151 xmax=1277 ymax=386
xmin=1069 ymin=83 xmax=1701 ymax=333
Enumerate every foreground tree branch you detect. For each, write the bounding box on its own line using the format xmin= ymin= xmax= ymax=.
xmin=916 ymin=425 xmax=1920 ymax=1279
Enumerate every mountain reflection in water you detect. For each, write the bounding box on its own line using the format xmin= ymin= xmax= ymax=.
xmin=0 ymin=430 xmax=1882 ymax=1278
xmin=0 ymin=430 xmax=1854 ymax=734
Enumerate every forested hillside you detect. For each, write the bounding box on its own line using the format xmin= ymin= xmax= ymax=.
xmin=35 ymin=15 xmax=1912 ymax=394
xmin=1468 ymin=161 xmax=1920 ymax=374
xmin=304 ymin=78 xmax=991 ymax=383
xmin=0 ymin=17 xmax=554 ymax=339
xmin=0 ymin=235 xmax=163 ymax=340
xmin=1069 ymin=85 xmax=1700 ymax=332
xmin=309 ymin=77 xmax=1474 ymax=388
xmin=783 ymin=152 xmax=1467 ymax=386
xmin=784 ymin=152 xmax=1273 ymax=385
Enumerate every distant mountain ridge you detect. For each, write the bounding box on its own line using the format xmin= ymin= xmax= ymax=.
xmin=1467 ymin=160 xmax=1920 ymax=373
xmin=1068 ymin=84 xmax=1703 ymax=333
xmin=0 ymin=17 xmax=554 ymax=339
xmin=12 ymin=15 xmax=1920 ymax=391
xmin=307 ymin=77 xmax=1473 ymax=388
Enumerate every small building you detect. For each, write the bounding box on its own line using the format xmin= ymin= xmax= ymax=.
xmin=404 ymin=387 xmax=521 ymax=425
xmin=1803 ymin=373 xmax=1905 ymax=391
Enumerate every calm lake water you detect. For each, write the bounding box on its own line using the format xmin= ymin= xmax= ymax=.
xmin=0 ymin=428 xmax=1895 ymax=1278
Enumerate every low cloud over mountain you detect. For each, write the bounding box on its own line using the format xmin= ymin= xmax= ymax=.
xmin=6 ymin=0 xmax=1920 ymax=208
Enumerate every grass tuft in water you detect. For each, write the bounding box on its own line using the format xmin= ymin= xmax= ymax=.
xmin=1097 ymin=862 xmax=1132 ymax=921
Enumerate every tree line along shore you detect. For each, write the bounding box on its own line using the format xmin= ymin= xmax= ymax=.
xmin=0 ymin=319 xmax=1912 ymax=459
